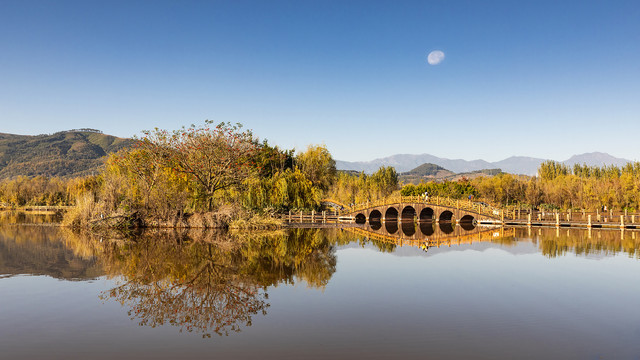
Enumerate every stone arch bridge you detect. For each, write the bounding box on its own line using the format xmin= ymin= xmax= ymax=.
xmin=343 ymin=196 xmax=503 ymax=225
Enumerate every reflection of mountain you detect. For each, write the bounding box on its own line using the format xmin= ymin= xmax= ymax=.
xmin=0 ymin=226 xmax=102 ymax=280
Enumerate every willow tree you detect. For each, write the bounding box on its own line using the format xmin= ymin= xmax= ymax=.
xmin=137 ymin=121 xmax=257 ymax=211
xmin=295 ymin=144 xmax=336 ymax=191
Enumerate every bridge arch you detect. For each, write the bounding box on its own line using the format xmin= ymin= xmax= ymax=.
xmin=355 ymin=213 xmax=366 ymax=224
xmin=369 ymin=210 xmax=382 ymax=222
xmin=419 ymin=207 xmax=434 ymax=222
xmin=459 ymin=215 xmax=476 ymax=231
xmin=439 ymin=210 xmax=454 ymax=223
xmin=385 ymin=207 xmax=399 ymax=222
xmin=460 ymin=214 xmax=475 ymax=223
xmin=401 ymin=206 xmax=416 ymax=222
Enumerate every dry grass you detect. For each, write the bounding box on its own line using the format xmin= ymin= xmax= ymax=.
xmin=229 ymin=213 xmax=283 ymax=230
xmin=62 ymin=199 xmax=282 ymax=230
xmin=61 ymin=193 xmax=105 ymax=228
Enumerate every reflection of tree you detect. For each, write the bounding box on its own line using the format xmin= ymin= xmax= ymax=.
xmin=331 ymin=227 xmax=397 ymax=253
xmin=103 ymin=243 xmax=268 ymax=337
xmin=515 ymin=228 xmax=640 ymax=258
xmin=240 ymin=228 xmax=337 ymax=288
xmin=0 ymin=225 xmax=102 ymax=280
xmin=0 ymin=211 xmax=62 ymax=224
xmin=90 ymin=228 xmax=336 ymax=337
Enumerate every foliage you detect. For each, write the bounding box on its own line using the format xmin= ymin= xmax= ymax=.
xmin=242 ymin=168 xmax=322 ymax=211
xmin=295 ymin=144 xmax=336 ymax=191
xmin=401 ymin=179 xmax=478 ymax=199
xmin=469 ymin=161 xmax=640 ymax=210
xmin=325 ymin=166 xmax=399 ymax=206
xmin=538 ymin=160 xmax=570 ymax=180
xmin=0 ymin=175 xmax=101 ymax=208
xmin=396 ymin=161 xmax=640 ymax=211
xmin=136 ymin=121 xmax=257 ymax=210
xmin=54 ymin=123 xmax=339 ymax=226
xmin=253 ymin=140 xmax=294 ymax=178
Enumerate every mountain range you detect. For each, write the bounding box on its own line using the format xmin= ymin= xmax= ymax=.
xmin=0 ymin=129 xmax=133 ymax=179
xmin=336 ymin=152 xmax=633 ymax=176
xmin=0 ymin=129 xmax=633 ymax=179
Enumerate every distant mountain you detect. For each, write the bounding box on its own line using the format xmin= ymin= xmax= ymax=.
xmin=492 ymin=156 xmax=546 ymax=176
xmin=337 ymin=152 xmax=633 ymax=176
xmin=444 ymin=168 xmax=502 ymax=181
xmin=0 ymin=129 xmax=133 ymax=179
xmin=335 ymin=154 xmax=494 ymax=174
xmin=563 ymin=152 xmax=630 ymax=168
xmin=399 ymin=163 xmax=501 ymax=184
xmin=402 ymin=163 xmax=451 ymax=177
xmin=399 ymin=163 xmax=454 ymax=184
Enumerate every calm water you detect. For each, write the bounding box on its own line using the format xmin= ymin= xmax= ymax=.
xmin=1 ymin=214 xmax=640 ymax=359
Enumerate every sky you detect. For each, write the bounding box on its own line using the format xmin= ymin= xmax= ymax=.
xmin=1 ymin=0 xmax=639 ymax=162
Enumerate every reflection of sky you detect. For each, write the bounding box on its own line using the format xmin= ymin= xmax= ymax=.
xmin=1 ymin=232 xmax=640 ymax=359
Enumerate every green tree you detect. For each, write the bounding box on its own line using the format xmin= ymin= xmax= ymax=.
xmin=295 ymin=145 xmax=336 ymax=191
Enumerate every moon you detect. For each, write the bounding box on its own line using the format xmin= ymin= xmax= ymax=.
xmin=427 ymin=50 xmax=445 ymax=65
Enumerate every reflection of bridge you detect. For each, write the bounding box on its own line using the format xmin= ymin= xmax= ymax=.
xmin=345 ymin=196 xmax=503 ymax=225
xmin=347 ymin=222 xmax=516 ymax=248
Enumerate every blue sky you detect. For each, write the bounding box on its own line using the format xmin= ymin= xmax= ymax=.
xmin=1 ymin=0 xmax=639 ymax=162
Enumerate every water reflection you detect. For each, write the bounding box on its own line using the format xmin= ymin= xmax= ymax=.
xmin=384 ymin=220 xmax=398 ymax=234
xmin=401 ymin=221 xmax=415 ymax=236
xmin=348 ymin=224 xmax=640 ymax=259
xmin=0 ymin=210 xmax=62 ymax=224
xmin=100 ymin=236 xmax=269 ymax=337
xmin=0 ymin=225 xmax=102 ymax=279
xmin=370 ymin=220 xmax=382 ymax=231
xmin=518 ymin=227 xmax=640 ymax=258
xmin=3 ymin=224 xmax=640 ymax=358
xmin=459 ymin=221 xmax=476 ymax=231
xmin=419 ymin=221 xmax=434 ymax=236
xmin=93 ymin=228 xmax=337 ymax=337
xmin=3 ymin=220 xmax=640 ymax=342
xmin=439 ymin=222 xmax=454 ymax=234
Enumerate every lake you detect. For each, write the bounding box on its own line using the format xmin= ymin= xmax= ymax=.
xmin=1 ymin=214 xmax=640 ymax=359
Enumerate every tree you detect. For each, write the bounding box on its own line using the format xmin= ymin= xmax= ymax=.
xmin=370 ymin=166 xmax=399 ymax=197
xmin=253 ymin=140 xmax=294 ymax=178
xmin=295 ymin=145 xmax=336 ymax=191
xmin=137 ymin=121 xmax=257 ymax=210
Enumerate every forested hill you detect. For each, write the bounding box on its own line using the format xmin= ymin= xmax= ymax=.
xmin=0 ymin=129 xmax=133 ymax=179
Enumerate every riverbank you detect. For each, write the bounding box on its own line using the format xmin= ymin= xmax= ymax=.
xmin=60 ymin=203 xmax=284 ymax=230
